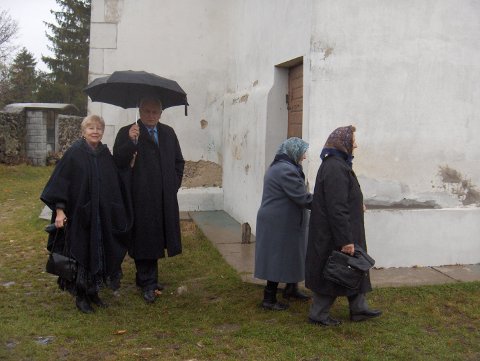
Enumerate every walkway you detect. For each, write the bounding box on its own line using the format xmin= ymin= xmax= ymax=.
xmin=187 ymin=211 xmax=480 ymax=288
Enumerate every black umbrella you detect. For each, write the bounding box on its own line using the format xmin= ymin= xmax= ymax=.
xmin=84 ymin=70 xmax=188 ymax=115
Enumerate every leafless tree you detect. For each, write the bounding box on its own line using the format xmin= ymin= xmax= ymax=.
xmin=0 ymin=9 xmax=19 ymax=60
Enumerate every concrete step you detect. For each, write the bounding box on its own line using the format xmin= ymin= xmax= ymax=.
xmin=189 ymin=210 xmax=480 ymax=288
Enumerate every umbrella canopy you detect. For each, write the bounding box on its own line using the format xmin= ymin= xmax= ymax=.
xmin=84 ymin=70 xmax=188 ymax=114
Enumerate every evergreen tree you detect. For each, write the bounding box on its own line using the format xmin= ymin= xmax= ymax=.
xmin=39 ymin=0 xmax=90 ymax=114
xmin=3 ymin=48 xmax=38 ymax=104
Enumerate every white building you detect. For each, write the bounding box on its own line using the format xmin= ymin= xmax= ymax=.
xmin=88 ymin=0 xmax=480 ymax=268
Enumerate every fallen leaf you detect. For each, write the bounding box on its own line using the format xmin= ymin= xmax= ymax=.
xmin=154 ymin=289 xmax=162 ymax=296
xmin=113 ymin=330 xmax=127 ymax=335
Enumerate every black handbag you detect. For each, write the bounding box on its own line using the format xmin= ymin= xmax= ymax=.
xmin=45 ymin=224 xmax=77 ymax=282
xmin=323 ymin=246 xmax=375 ymax=290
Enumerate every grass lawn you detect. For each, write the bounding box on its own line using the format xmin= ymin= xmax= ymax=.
xmin=0 ymin=164 xmax=479 ymax=361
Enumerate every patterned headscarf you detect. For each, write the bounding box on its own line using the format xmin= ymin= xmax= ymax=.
xmin=276 ymin=137 xmax=309 ymax=164
xmin=323 ymin=125 xmax=356 ymax=155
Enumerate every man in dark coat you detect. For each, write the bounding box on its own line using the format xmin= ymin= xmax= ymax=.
xmin=305 ymin=125 xmax=381 ymax=326
xmin=113 ymin=97 xmax=184 ymax=303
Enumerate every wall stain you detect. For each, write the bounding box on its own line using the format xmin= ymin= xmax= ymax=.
xmin=232 ymin=94 xmax=249 ymax=104
xmin=438 ymin=165 xmax=480 ymax=206
xmin=200 ymin=119 xmax=208 ymax=129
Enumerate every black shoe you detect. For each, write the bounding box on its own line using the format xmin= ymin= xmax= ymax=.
xmin=89 ymin=293 xmax=108 ymax=308
xmin=350 ymin=309 xmax=382 ymax=322
xmin=308 ymin=316 xmax=341 ymax=326
xmin=76 ymin=296 xmax=94 ymax=314
xmin=261 ymin=301 xmax=289 ymax=311
xmin=283 ymin=283 xmax=311 ymax=301
xmin=143 ymin=289 xmax=156 ymax=303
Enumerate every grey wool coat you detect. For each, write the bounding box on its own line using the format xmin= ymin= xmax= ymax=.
xmin=254 ymin=157 xmax=313 ymax=283
xmin=305 ymin=154 xmax=372 ymax=296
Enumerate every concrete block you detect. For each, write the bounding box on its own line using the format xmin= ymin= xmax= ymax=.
xmin=89 ymin=49 xmax=104 ymax=75
xmin=432 ymin=264 xmax=480 ymax=282
xmin=90 ymin=23 xmax=117 ymax=49
xmin=178 ymin=187 xmax=223 ymax=211
xmin=91 ymin=0 xmax=105 ymax=22
xmin=370 ymin=267 xmax=456 ymax=287
xmin=366 ymin=208 xmax=480 ymax=268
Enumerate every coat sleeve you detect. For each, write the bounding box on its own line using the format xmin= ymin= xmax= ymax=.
xmin=173 ymin=132 xmax=185 ymax=190
xmin=323 ymin=161 xmax=353 ymax=249
xmin=113 ymin=126 xmax=137 ymax=169
xmin=278 ymin=166 xmax=313 ymax=208
xmin=40 ymin=150 xmax=74 ymax=211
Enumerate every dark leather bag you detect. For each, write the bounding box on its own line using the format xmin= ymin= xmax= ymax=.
xmin=323 ymin=246 xmax=375 ymax=290
xmin=45 ymin=223 xmax=77 ymax=282
xmin=46 ymin=252 xmax=77 ymax=282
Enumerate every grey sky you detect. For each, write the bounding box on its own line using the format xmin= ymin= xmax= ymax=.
xmin=1 ymin=0 xmax=59 ymax=71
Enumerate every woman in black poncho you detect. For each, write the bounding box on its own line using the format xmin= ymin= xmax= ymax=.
xmin=41 ymin=115 xmax=129 ymax=313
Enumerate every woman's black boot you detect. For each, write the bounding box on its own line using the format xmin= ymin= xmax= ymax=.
xmin=261 ymin=288 xmax=289 ymax=311
xmin=283 ymin=283 xmax=310 ymax=301
xmin=75 ymin=291 xmax=94 ymax=314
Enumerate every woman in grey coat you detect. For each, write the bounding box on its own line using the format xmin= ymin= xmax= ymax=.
xmin=305 ymin=126 xmax=382 ymax=326
xmin=254 ymin=137 xmax=313 ymax=310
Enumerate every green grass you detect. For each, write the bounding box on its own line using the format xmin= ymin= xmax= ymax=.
xmin=0 ymin=164 xmax=479 ymax=360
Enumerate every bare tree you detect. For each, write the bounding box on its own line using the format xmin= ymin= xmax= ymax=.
xmin=0 ymin=9 xmax=19 ymax=60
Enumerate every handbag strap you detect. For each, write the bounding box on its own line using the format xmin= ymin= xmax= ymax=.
xmin=50 ymin=223 xmax=71 ymax=255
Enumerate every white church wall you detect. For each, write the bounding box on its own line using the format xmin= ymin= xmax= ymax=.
xmin=222 ymin=0 xmax=313 ymax=226
xmin=89 ymin=0 xmax=229 ymax=162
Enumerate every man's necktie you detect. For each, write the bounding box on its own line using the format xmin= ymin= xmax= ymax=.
xmin=149 ymin=128 xmax=158 ymax=145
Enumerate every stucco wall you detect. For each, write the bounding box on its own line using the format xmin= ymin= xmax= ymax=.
xmin=89 ymin=0 xmax=228 ymax=161
xmin=308 ymin=0 xmax=480 ymax=209
xmin=89 ymin=0 xmax=480 ymax=267
xmin=222 ymin=0 xmax=313 ymax=224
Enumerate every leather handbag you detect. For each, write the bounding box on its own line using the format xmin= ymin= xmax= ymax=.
xmin=323 ymin=246 xmax=375 ymax=290
xmin=45 ymin=224 xmax=77 ymax=282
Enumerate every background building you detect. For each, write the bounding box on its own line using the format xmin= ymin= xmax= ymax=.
xmin=88 ymin=0 xmax=480 ymax=267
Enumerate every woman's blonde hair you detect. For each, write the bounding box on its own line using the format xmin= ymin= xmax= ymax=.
xmin=81 ymin=115 xmax=105 ymax=133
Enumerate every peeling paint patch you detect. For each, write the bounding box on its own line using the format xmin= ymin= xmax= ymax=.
xmin=253 ymin=80 xmax=258 ymax=87
xmin=232 ymin=94 xmax=249 ymax=104
xmin=200 ymin=119 xmax=208 ymax=129
xmin=365 ymin=199 xmax=438 ymax=209
xmin=244 ymin=164 xmax=250 ymax=174
xmin=311 ymin=40 xmax=334 ymax=60
xmin=323 ymin=47 xmax=333 ymax=60
xmin=438 ymin=166 xmax=480 ymax=206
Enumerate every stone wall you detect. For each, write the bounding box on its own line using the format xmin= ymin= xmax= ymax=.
xmin=0 ymin=112 xmax=27 ymax=164
xmin=0 ymin=111 xmax=83 ymax=166
xmin=57 ymin=115 xmax=83 ymax=153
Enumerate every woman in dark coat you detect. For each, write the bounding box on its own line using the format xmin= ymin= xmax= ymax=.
xmin=255 ymin=137 xmax=313 ymax=311
xmin=305 ymin=125 xmax=381 ymax=326
xmin=41 ymin=115 xmax=129 ymax=314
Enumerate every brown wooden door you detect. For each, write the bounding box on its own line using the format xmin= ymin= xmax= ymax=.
xmin=287 ymin=63 xmax=303 ymax=138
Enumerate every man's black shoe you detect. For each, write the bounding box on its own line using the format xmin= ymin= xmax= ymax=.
xmin=76 ymin=297 xmax=94 ymax=314
xmin=308 ymin=317 xmax=341 ymax=326
xmin=143 ymin=289 xmax=156 ymax=303
xmin=350 ymin=309 xmax=382 ymax=322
